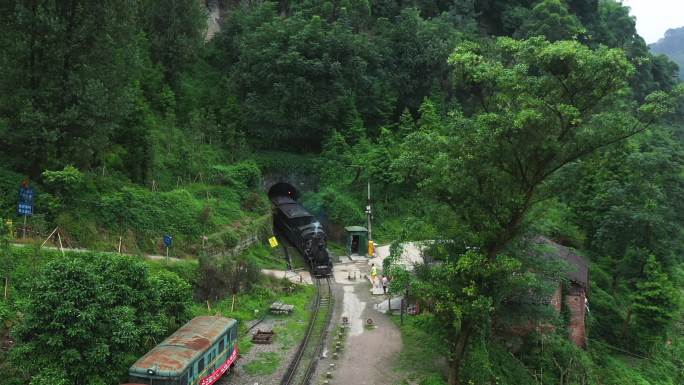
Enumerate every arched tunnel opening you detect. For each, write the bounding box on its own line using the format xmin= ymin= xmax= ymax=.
xmin=267 ymin=182 xmax=300 ymax=201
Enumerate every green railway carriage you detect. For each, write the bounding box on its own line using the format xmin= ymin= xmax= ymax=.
xmin=123 ymin=316 xmax=238 ymax=385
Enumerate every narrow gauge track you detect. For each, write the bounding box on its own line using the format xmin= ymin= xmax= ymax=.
xmin=280 ymin=277 xmax=333 ymax=385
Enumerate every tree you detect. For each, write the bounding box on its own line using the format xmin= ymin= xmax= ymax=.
xmin=650 ymin=27 xmax=684 ymax=79
xmin=514 ymin=0 xmax=586 ymax=41
xmin=11 ymin=253 xmax=191 ymax=385
xmin=0 ymin=0 xmax=152 ymax=178
xmin=394 ymin=37 xmax=681 ymax=384
xmin=631 ymin=255 xmax=680 ymax=349
xmin=139 ymin=0 xmax=206 ymax=83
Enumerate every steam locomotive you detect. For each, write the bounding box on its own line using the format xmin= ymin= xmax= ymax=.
xmin=271 ymin=193 xmax=333 ymax=277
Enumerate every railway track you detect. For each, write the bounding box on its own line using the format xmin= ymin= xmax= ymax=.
xmin=280 ymin=277 xmax=333 ymax=385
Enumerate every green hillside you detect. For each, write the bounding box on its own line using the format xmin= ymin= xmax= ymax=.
xmin=651 ymin=27 xmax=684 ymax=79
xmin=1 ymin=1 xmax=683 ymax=385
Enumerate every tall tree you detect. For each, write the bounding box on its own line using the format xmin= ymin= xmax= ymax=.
xmin=139 ymin=0 xmax=206 ymax=83
xmin=0 ymin=0 xmax=150 ymax=177
xmin=394 ymin=37 xmax=682 ymax=384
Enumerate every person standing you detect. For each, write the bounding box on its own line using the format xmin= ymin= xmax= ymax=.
xmin=382 ymin=275 xmax=389 ymax=294
xmin=370 ymin=263 xmax=378 ymax=287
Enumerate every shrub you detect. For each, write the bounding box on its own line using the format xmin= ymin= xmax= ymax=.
xmin=210 ymin=160 xmax=261 ymax=189
xmin=41 ymin=166 xmax=84 ymax=202
xmin=0 ymin=168 xmax=25 ymax=217
xmin=303 ymin=187 xmax=364 ymax=226
xmin=11 ymin=253 xmax=192 ymax=385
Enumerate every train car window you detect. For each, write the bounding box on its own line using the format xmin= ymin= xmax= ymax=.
xmin=198 ymin=356 xmax=205 ymax=373
xmin=219 ymin=339 xmax=225 ymax=352
xmin=181 ymin=373 xmax=188 ymax=385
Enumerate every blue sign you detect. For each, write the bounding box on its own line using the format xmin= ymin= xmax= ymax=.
xmin=19 ymin=187 xmax=34 ymax=204
xmin=17 ymin=203 xmax=33 ymax=216
xmin=17 ymin=186 xmax=34 ymax=216
xmin=163 ymin=235 xmax=173 ymax=247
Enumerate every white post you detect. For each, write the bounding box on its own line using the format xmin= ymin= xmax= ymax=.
xmin=57 ymin=231 xmax=64 ymax=255
xmin=41 ymin=227 xmax=59 ymax=248
xmin=22 ymin=215 xmax=27 ymax=238
xmin=367 ymin=181 xmax=372 ymax=241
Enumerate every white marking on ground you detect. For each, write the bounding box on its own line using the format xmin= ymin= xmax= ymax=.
xmin=342 ymin=285 xmax=366 ymax=336
xmin=260 ymin=269 xmax=313 ymax=285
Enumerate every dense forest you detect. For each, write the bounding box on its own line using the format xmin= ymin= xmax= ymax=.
xmin=650 ymin=26 xmax=684 ymax=79
xmin=1 ymin=1 xmax=683 ymax=385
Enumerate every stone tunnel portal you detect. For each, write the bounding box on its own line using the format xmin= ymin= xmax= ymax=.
xmin=267 ymin=182 xmax=300 ymax=201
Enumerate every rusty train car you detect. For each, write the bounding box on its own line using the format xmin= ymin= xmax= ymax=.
xmin=123 ymin=316 xmax=238 ymax=385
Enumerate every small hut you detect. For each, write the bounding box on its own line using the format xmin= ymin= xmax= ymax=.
xmin=536 ymin=236 xmax=589 ymax=347
xmin=345 ymin=226 xmax=368 ymax=256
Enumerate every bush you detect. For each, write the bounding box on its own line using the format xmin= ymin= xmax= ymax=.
xmin=303 ymin=186 xmax=364 ymax=226
xmin=11 ymin=252 xmax=192 ymax=385
xmin=0 ymin=300 xmax=11 ymax=327
xmin=0 ymin=168 xmax=25 ymax=218
xmin=210 ymin=160 xmax=261 ymax=188
xmin=96 ymin=187 xmax=208 ymax=252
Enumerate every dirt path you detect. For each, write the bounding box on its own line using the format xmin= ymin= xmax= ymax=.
xmin=327 ymin=261 xmax=403 ymax=385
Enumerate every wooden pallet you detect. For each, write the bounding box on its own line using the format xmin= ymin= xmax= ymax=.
xmin=270 ymin=301 xmax=294 ymax=314
xmin=252 ymin=330 xmax=275 ymax=344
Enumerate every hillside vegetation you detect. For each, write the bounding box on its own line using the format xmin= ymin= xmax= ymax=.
xmin=651 ymin=27 xmax=684 ymax=79
xmin=0 ymin=1 xmax=683 ymax=385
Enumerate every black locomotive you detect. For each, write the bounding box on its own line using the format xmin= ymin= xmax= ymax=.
xmin=270 ymin=190 xmax=332 ymax=277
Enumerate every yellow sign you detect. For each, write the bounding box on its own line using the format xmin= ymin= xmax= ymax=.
xmin=368 ymin=240 xmax=374 ymax=257
xmin=268 ymin=236 xmax=279 ymax=248
xmin=4 ymin=219 xmax=14 ymax=239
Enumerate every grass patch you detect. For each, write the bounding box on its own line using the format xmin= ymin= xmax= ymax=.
xmin=274 ymin=318 xmax=308 ymax=350
xmin=191 ymin=280 xmax=315 ymax=354
xmin=242 ymin=351 xmax=281 ymax=375
xmin=245 ymin=244 xmax=288 ymax=270
xmin=391 ymin=314 xmax=447 ymax=384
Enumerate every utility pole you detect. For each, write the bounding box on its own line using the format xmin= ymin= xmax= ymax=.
xmin=365 ymin=181 xmax=373 ymax=256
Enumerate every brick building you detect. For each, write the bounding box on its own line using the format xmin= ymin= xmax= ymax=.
xmin=536 ymin=236 xmax=589 ymax=347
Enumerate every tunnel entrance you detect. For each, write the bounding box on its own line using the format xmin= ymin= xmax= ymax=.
xmin=267 ymin=182 xmax=300 ymax=201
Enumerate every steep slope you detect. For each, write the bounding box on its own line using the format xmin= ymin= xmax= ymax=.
xmin=650 ymin=26 xmax=684 ymax=78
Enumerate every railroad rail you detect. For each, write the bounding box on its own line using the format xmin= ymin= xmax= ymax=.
xmin=280 ymin=277 xmax=333 ymax=385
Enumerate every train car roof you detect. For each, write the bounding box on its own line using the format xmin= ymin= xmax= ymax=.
xmin=129 ymin=316 xmax=236 ymax=377
xmin=277 ymin=203 xmax=314 ymax=219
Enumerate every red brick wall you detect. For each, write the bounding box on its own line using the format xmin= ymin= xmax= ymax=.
xmin=565 ymin=288 xmax=587 ymax=347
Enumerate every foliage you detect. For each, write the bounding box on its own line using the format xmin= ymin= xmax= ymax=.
xmin=631 ymin=256 xmax=680 ymax=348
xmin=392 ymin=313 xmax=448 ymax=382
xmin=196 ymin=251 xmax=262 ymax=301
xmin=0 ymin=0 xmax=152 ymax=177
xmin=514 ymin=0 xmax=586 ymax=42
xmin=303 ymin=186 xmax=365 ymax=226
xmin=650 ymin=27 xmax=684 ymax=79
xmin=0 ymin=0 xmax=683 ymax=384
xmin=209 ymin=160 xmax=261 ymax=188
xmin=389 ymin=36 xmax=681 ymax=384
xmin=10 ymin=252 xmax=192 ymax=385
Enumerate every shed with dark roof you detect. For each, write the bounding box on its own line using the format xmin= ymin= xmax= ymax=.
xmin=535 ymin=236 xmax=588 ymax=287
